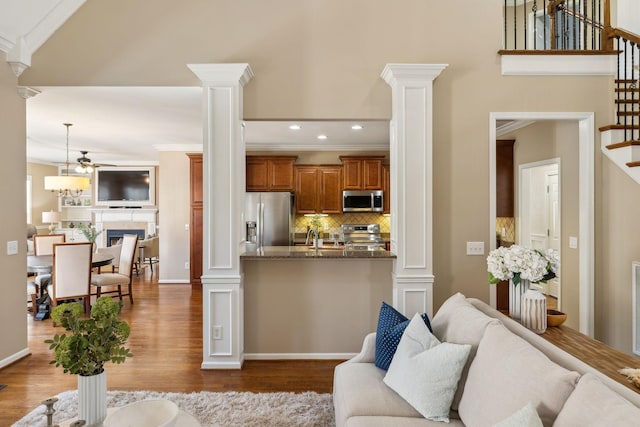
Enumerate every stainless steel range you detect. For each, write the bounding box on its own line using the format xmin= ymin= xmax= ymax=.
xmin=341 ymin=224 xmax=385 ymax=250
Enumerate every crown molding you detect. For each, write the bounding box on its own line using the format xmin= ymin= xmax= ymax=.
xmin=188 ymin=63 xmax=254 ymax=86
xmin=17 ymin=86 xmax=41 ymax=99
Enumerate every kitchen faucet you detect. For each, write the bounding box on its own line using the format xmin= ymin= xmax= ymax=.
xmin=305 ymin=228 xmax=319 ymax=249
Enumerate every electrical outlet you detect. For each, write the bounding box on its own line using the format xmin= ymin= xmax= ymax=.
xmin=184 ymin=261 xmax=190 ymax=269
xmin=466 ymin=241 xmax=485 ymax=256
xmin=213 ymin=325 xmax=223 ymax=340
xmin=184 ymin=223 xmax=189 ymax=231
xmin=6 ymin=240 xmax=18 ymax=255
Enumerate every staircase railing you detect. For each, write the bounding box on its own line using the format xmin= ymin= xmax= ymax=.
xmin=610 ymin=28 xmax=640 ymax=143
xmin=502 ymin=0 xmax=609 ymax=51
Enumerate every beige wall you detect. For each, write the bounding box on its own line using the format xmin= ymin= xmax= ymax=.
xmin=7 ymin=0 xmax=637 ymax=354
xmin=506 ymin=121 xmax=580 ymax=330
xmin=0 ymin=62 xmax=28 ymax=363
xmin=243 ymin=259 xmax=392 ymax=353
xmin=158 ymin=152 xmax=190 ymax=282
xmin=27 ymin=162 xmax=59 ymax=227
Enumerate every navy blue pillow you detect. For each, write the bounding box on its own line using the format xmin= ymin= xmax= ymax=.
xmin=374 ymin=302 xmax=432 ymax=370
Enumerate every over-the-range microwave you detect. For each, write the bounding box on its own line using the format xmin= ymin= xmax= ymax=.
xmin=342 ymin=190 xmax=384 ymax=213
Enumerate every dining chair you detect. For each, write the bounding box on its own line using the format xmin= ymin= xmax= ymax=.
xmin=33 ymin=233 xmax=66 ymax=290
xmin=91 ymin=234 xmax=138 ymax=304
xmin=46 ymin=242 xmax=93 ymax=314
xmin=138 ymin=236 xmax=159 ymax=273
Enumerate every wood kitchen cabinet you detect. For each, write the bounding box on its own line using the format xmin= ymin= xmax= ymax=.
xmin=295 ymin=166 xmax=342 ymax=214
xmin=340 ymin=156 xmax=384 ymax=190
xmin=382 ymin=164 xmax=391 ymax=214
xmin=187 ymin=153 xmax=203 ymax=287
xmin=246 ymin=156 xmax=296 ymax=192
xmin=496 ymin=140 xmax=515 ymax=217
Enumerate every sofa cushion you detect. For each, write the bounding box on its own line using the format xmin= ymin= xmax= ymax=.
xmin=345 ymin=416 xmax=465 ymax=427
xmin=333 ymin=362 xmax=423 ymax=426
xmin=383 ymin=313 xmax=471 ymax=422
xmin=374 ymin=301 xmax=432 ymax=370
xmin=493 ymin=403 xmax=543 ymax=427
xmin=458 ymin=323 xmax=579 ymax=427
xmin=430 ymin=293 xmax=501 ymax=410
xmin=553 ymin=373 xmax=640 ymax=426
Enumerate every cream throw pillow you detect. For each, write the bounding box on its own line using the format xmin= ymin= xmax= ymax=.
xmin=383 ymin=313 xmax=471 ymax=423
xmin=493 ymin=403 xmax=543 ymax=427
xmin=553 ymin=373 xmax=640 ymax=426
xmin=458 ymin=323 xmax=579 ymax=427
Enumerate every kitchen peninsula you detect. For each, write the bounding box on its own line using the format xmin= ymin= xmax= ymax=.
xmin=241 ymin=245 xmax=395 ymax=359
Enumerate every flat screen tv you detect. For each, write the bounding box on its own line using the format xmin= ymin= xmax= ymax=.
xmin=95 ymin=167 xmax=156 ymax=207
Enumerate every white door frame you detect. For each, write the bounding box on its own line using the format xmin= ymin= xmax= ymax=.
xmin=489 ymin=112 xmax=594 ymax=336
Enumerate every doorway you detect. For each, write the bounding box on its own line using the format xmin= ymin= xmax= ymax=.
xmin=489 ymin=112 xmax=595 ymax=336
xmin=519 ymin=159 xmax=561 ymax=310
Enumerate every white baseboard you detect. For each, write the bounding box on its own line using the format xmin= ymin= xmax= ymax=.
xmin=157 ymin=279 xmax=191 ymax=284
xmin=0 ymin=348 xmax=30 ymax=369
xmin=244 ymin=353 xmax=355 ymax=360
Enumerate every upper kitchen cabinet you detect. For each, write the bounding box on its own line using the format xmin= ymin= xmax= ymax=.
xmin=496 ymin=140 xmax=515 ymax=217
xmin=295 ymin=166 xmax=342 ymax=214
xmin=340 ymin=156 xmax=384 ymax=190
xmin=246 ymin=156 xmax=297 ymax=192
xmin=382 ymin=164 xmax=391 ymax=214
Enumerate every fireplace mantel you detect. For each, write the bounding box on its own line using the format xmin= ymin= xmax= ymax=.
xmin=91 ymin=208 xmax=158 ymax=247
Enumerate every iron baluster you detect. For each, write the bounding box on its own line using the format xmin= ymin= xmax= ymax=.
xmin=632 ymin=42 xmax=637 ymax=142
xmin=514 ymin=0 xmax=517 ymax=49
xmin=616 ymin=36 xmax=621 ymax=126
xmin=533 ymin=2 xmax=537 ymax=49
xmin=625 ymin=38 xmax=629 ymax=141
xmin=544 ymin=0 xmax=547 ymax=49
xmin=524 ymin=0 xmax=527 ymax=49
xmin=504 ymin=0 xmax=508 ymax=49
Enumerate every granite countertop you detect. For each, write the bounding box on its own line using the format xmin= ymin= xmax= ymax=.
xmin=240 ymin=245 xmax=397 ymax=259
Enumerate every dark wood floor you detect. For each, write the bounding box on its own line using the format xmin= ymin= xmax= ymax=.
xmin=0 ymin=267 xmax=342 ymax=425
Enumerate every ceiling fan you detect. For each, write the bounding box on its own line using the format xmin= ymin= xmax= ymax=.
xmin=75 ymin=150 xmax=115 ymax=173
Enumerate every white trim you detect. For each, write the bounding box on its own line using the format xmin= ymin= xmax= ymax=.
xmin=489 ymin=112 xmax=595 ymax=336
xmin=201 ymin=360 xmax=243 ymax=370
xmin=245 ymin=143 xmax=389 ymax=152
xmin=496 ymin=120 xmax=535 ymax=137
xmin=244 ymin=353 xmax=355 ymax=360
xmin=0 ymin=348 xmax=30 ymax=369
xmin=157 ymin=279 xmax=191 ymax=284
xmin=26 ymin=0 xmax=87 ymax=53
xmin=632 ymin=262 xmax=640 ymax=356
xmin=501 ymin=55 xmax=617 ymax=76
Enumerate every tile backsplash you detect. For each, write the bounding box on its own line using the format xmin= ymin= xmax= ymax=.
xmin=295 ymin=213 xmax=390 ymax=234
xmin=496 ymin=217 xmax=515 ymax=242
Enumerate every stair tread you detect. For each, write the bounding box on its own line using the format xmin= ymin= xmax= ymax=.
xmin=599 ymin=124 xmax=640 ymax=131
xmin=606 ymin=140 xmax=640 ymax=150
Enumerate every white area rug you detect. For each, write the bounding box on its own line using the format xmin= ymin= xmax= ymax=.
xmin=13 ymin=389 xmax=335 ymax=427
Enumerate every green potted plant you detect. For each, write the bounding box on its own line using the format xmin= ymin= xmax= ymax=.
xmin=78 ymin=222 xmax=102 ymax=245
xmin=46 ymin=297 xmax=133 ymax=426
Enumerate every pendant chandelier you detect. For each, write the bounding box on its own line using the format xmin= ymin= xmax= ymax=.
xmin=44 ymin=123 xmax=90 ymax=198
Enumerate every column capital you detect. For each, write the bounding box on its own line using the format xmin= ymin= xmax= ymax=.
xmin=188 ymin=63 xmax=254 ymax=86
xmin=381 ymin=63 xmax=448 ymax=86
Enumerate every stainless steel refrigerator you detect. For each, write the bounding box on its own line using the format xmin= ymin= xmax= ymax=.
xmin=244 ymin=192 xmax=295 ymax=247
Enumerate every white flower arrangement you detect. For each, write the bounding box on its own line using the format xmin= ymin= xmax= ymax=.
xmin=487 ymin=244 xmax=559 ymax=286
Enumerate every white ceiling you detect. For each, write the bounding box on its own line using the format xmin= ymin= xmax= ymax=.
xmin=26 ymin=86 xmax=391 ymax=167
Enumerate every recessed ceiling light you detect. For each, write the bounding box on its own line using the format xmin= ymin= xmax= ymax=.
xmin=317 ymin=134 xmax=328 ymax=140
xmin=351 ymin=124 xmax=363 ymax=130
xmin=289 ymin=124 xmax=301 ymax=130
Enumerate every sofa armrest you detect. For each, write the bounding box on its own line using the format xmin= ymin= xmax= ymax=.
xmin=347 ymin=332 xmax=376 ymax=364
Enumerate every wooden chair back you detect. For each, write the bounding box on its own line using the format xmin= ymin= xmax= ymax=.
xmin=34 ymin=234 xmax=66 ymax=256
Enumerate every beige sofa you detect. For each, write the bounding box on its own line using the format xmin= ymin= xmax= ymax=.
xmin=333 ymin=293 xmax=640 ymax=426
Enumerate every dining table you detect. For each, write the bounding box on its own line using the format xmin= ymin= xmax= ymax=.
xmin=27 ymin=252 xmax=114 ymax=275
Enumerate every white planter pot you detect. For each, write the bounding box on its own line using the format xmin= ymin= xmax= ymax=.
xmin=78 ymin=370 xmax=107 ymax=427
xmin=522 ymin=289 xmax=547 ymax=334
xmin=508 ymin=279 xmax=530 ymax=320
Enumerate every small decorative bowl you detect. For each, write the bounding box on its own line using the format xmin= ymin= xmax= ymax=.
xmin=547 ymin=309 xmax=567 ymax=327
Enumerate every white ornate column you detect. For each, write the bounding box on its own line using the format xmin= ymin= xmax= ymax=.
xmin=381 ymin=64 xmax=447 ymax=318
xmin=188 ymin=63 xmax=253 ymax=369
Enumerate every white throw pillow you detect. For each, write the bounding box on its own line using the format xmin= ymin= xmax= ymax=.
xmin=493 ymin=403 xmax=543 ymax=427
xmin=383 ymin=313 xmax=471 ymax=423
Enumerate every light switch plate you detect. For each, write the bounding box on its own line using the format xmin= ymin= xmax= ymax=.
xmin=466 ymin=241 xmax=485 ymax=256
xmin=569 ymin=236 xmax=578 ymax=249
xmin=6 ymin=240 xmax=18 ymax=255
